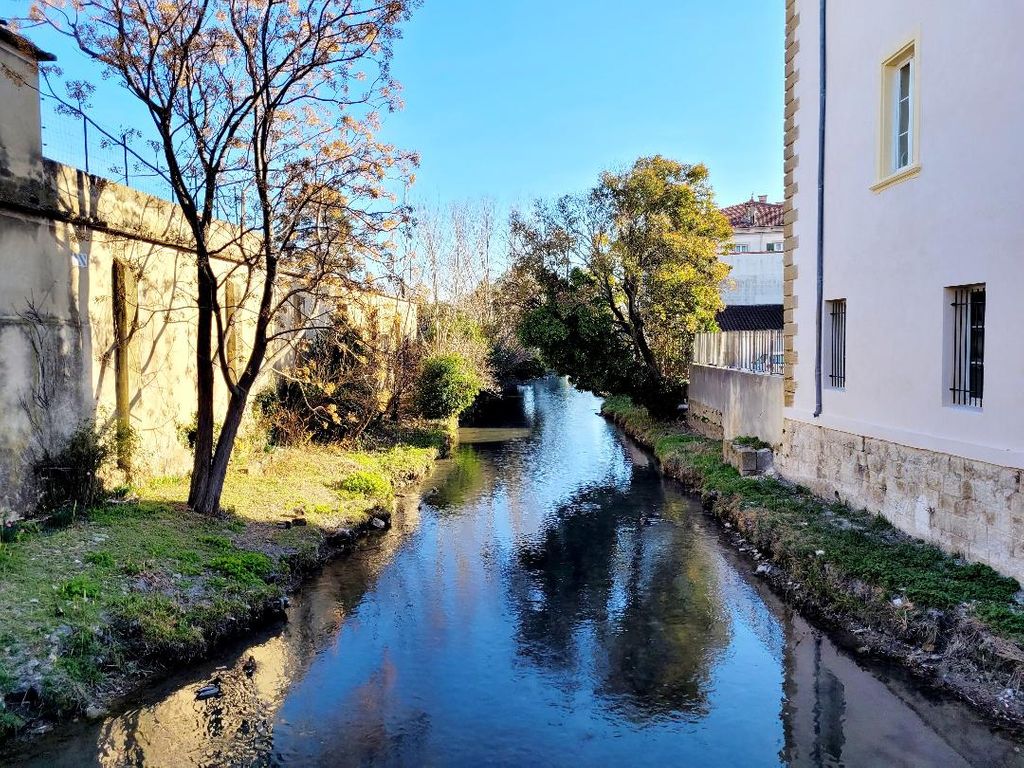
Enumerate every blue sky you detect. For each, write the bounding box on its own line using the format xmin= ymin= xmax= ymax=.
xmin=11 ymin=0 xmax=783 ymax=210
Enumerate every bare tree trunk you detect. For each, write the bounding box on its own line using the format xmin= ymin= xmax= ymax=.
xmin=188 ymin=264 xmax=217 ymax=509
xmin=193 ymin=387 xmax=248 ymax=514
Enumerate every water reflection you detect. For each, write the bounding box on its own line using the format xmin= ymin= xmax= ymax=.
xmin=7 ymin=377 xmax=1024 ymax=767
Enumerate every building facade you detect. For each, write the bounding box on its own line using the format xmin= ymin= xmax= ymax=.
xmin=780 ymin=1 xmax=1024 ymax=579
xmin=719 ymin=196 xmax=785 ymax=308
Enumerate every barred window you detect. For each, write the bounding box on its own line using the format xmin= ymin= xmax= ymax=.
xmin=949 ymin=285 xmax=985 ymax=407
xmin=827 ymin=299 xmax=846 ymax=389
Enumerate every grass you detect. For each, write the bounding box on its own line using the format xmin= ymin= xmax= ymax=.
xmin=602 ymin=395 xmax=1024 ymax=643
xmin=732 ymin=435 xmax=771 ymax=450
xmin=0 ymin=423 xmax=447 ymax=729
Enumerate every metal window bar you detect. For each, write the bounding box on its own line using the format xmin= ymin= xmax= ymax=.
xmin=950 ymin=285 xmax=985 ymax=407
xmin=693 ymin=330 xmax=784 ymax=375
xmin=828 ymin=300 xmax=846 ymax=388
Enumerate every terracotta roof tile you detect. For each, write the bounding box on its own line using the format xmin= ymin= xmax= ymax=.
xmin=720 ymin=198 xmax=784 ymax=229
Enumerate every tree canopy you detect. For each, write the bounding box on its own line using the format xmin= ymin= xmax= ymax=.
xmin=510 ymin=156 xmax=732 ymax=412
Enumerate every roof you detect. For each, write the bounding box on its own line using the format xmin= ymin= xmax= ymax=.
xmin=716 ymin=304 xmax=783 ymax=332
xmin=721 ymin=197 xmax=784 ymax=229
xmin=0 ymin=22 xmax=57 ymax=62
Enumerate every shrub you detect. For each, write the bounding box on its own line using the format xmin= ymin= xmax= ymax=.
xmin=336 ymin=469 xmax=391 ymax=500
xmin=415 ymin=353 xmax=483 ymax=419
xmin=34 ymin=421 xmax=112 ymax=523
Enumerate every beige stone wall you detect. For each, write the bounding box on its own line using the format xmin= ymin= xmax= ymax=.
xmin=0 ymin=165 xmax=266 ymax=515
xmin=0 ymin=32 xmax=418 ymax=519
xmin=777 ymin=419 xmax=1024 ymax=581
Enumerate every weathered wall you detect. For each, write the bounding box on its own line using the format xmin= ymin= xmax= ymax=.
xmin=0 ymin=164 xmax=264 ymax=516
xmin=777 ymin=419 xmax=1024 ymax=582
xmin=720 ymin=250 xmax=784 ymax=306
xmin=0 ymin=32 xmax=417 ymax=520
xmin=687 ymin=365 xmax=783 ymax=447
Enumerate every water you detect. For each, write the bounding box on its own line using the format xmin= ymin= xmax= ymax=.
xmin=7 ymin=378 xmax=1024 ymax=767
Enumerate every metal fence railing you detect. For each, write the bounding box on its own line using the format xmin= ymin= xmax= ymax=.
xmin=40 ymin=94 xmax=175 ymax=202
xmin=693 ymin=330 xmax=784 ymax=375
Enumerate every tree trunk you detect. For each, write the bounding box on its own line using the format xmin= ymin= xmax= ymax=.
xmin=191 ymin=387 xmax=249 ymax=515
xmin=188 ymin=264 xmax=217 ymax=510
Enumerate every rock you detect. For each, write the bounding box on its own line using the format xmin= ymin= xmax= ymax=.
xmin=85 ymin=705 xmax=108 ymax=720
xmin=243 ymin=656 xmax=258 ymax=676
xmin=291 ymin=517 xmax=308 ymax=527
xmin=755 ymin=564 xmax=772 ymax=576
xmin=196 ymin=684 xmax=222 ymax=701
xmin=371 ymin=517 xmax=386 ymax=529
xmin=815 ymin=550 xmax=826 ymax=557
xmin=276 ymin=520 xmax=292 ymax=529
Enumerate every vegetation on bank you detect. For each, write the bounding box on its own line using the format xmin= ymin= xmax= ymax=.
xmin=0 ymin=422 xmax=450 ymax=736
xmin=600 ymin=396 xmax=1024 ymax=649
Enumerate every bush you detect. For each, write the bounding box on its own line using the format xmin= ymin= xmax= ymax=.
xmin=336 ymin=470 xmax=392 ymax=500
xmin=415 ymin=353 xmax=483 ymax=419
xmin=34 ymin=421 xmax=111 ymax=523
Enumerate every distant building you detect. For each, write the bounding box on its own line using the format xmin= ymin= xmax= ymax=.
xmin=719 ymin=196 xmax=785 ymax=310
xmin=779 ymin=2 xmax=1024 ymax=579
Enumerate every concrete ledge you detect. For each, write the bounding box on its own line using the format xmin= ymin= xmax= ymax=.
xmin=687 ymin=364 xmax=783 ymax=446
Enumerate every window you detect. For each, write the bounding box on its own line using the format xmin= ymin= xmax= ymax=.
xmin=826 ymin=300 xmax=846 ymax=389
xmin=731 ymin=243 xmax=750 ymax=254
xmin=948 ymin=284 xmax=985 ymax=408
xmin=894 ymin=59 xmax=912 ymax=170
xmin=874 ymin=40 xmax=919 ymax=189
xmin=766 ymin=242 xmax=783 ymax=252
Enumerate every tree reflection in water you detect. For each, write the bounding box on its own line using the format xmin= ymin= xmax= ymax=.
xmin=510 ymin=477 xmax=730 ymax=721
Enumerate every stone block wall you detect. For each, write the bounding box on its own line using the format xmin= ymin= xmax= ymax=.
xmin=777 ymin=418 xmax=1024 ymax=581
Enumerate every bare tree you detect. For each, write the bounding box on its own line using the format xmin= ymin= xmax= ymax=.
xmin=26 ymin=0 xmax=418 ymax=513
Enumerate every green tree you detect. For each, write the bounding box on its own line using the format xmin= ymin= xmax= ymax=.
xmin=510 ymin=156 xmax=731 ymax=412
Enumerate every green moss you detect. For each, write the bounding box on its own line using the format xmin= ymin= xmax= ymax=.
xmin=84 ymin=550 xmax=115 ymax=568
xmin=59 ymin=575 xmax=102 ymax=601
xmin=733 ymin=435 xmax=771 ymax=450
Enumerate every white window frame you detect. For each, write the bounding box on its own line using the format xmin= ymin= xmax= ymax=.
xmin=731 ymin=243 xmax=750 ymax=254
xmin=766 ymin=242 xmax=783 ymax=253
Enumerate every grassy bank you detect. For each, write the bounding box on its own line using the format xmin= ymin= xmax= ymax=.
xmin=0 ymin=421 xmax=451 ymax=736
xmin=602 ymin=395 xmax=1024 ymax=727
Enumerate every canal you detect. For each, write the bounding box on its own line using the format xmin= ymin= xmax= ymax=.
xmin=7 ymin=378 xmax=1024 ymax=766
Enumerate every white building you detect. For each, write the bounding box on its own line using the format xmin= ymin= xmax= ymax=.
xmin=720 ymin=196 xmax=784 ymax=308
xmin=779 ymin=1 xmax=1024 ymax=579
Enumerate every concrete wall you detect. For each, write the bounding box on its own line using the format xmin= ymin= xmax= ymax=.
xmin=687 ymin=364 xmax=783 ymax=447
xmin=721 ymin=227 xmax=785 ymax=306
xmin=720 ymin=251 xmax=784 ymax=306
